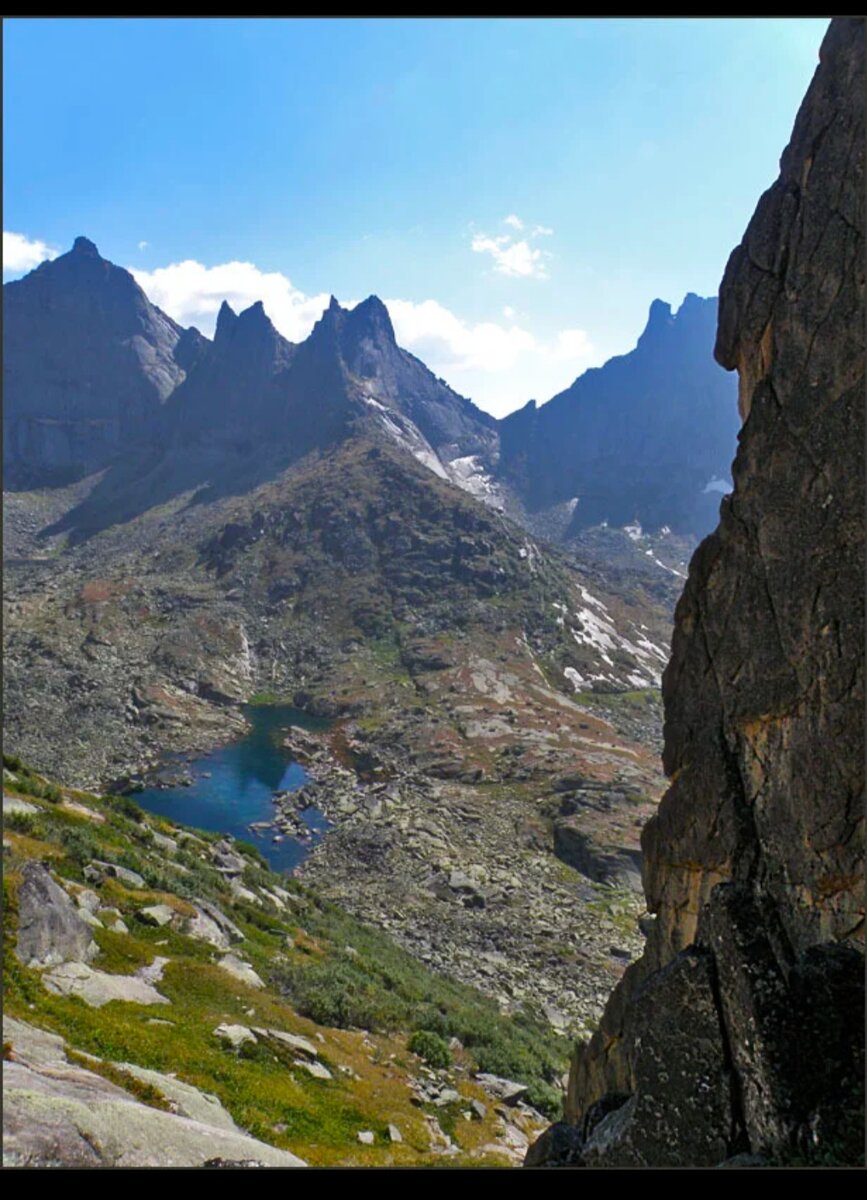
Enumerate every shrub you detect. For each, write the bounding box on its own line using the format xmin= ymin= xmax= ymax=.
xmin=105 ymin=794 xmax=146 ymax=823
xmin=408 ymin=1030 xmax=451 ymax=1070
xmin=59 ymin=826 xmax=99 ymax=865
xmin=4 ymin=811 xmax=43 ymax=837
xmin=274 ymin=957 xmax=405 ymax=1031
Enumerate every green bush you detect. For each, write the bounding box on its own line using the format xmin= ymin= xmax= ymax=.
xmin=408 ymin=1030 xmax=451 ymax=1070
xmin=4 ymin=811 xmax=44 ymax=838
xmin=275 ymin=957 xmax=405 ymax=1031
xmin=58 ymin=826 xmax=99 ymax=865
xmin=105 ymin=794 xmax=146 ymax=823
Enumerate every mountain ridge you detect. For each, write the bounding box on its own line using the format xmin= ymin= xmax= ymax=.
xmin=4 ymin=236 xmax=737 ymax=544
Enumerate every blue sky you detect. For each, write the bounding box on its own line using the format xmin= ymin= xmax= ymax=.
xmin=3 ymin=16 xmax=828 ymax=416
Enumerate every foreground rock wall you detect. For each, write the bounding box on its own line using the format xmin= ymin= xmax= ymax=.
xmin=539 ymin=17 xmax=864 ymax=1167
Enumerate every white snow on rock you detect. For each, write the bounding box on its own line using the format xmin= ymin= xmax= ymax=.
xmin=564 ymin=667 xmax=586 ymax=691
xmin=362 ymin=394 xmax=450 ymax=479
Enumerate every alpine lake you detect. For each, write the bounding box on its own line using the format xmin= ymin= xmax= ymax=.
xmin=133 ymin=704 xmax=331 ymax=873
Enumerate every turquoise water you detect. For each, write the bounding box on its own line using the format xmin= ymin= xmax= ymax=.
xmin=134 ymin=705 xmax=331 ymax=874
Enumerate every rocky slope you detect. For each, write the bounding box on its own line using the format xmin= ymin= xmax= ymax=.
xmin=3 ymin=758 xmax=572 ymax=1166
xmin=527 ymin=16 xmax=865 ymax=1168
xmin=3 ymin=433 xmax=673 ymax=1035
xmin=497 ymin=294 xmax=739 ymax=537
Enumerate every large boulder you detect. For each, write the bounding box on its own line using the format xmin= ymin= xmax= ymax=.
xmin=2 ymin=1016 xmax=305 ymax=1167
xmin=14 ymin=861 xmax=99 ymax=969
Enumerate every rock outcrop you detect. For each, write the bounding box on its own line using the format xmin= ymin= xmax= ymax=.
xmin=14 ymin=861 xmax=99 ymax=969
xmin=2 ymin=1016 xmax=306 ymax=1168
xmin=528 ymin=17 xmax=865 ymax=1168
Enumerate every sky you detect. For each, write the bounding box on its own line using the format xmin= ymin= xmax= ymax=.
xmin=3 ymin=16 xmax=829 ymax=418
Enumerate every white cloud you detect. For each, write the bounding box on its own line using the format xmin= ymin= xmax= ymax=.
xmin=550 ymin=328 xmax=595 ymax=361
xmin=3 ymin=230 xmax=58 ymax=275
xmin=130 ymin=253 xmax=599 ymax=417
xmin=470 ymin=217 xmax=554 ymax=280
xmin=129 ymin=258 xmax=331 ymax=343
xmin=386 ymin=297 xmax=536 ymax=374
xmin=138 ymin=240 xmax=149 ymax=251
xmin=471 ymin=233 xmax=550 ymax=279
xmin=386 ymin=298 xmax=600 ymax=416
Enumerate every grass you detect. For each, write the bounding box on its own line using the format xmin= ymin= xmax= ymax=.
xmin=3 ymin=759 xmax=561 ymax=1164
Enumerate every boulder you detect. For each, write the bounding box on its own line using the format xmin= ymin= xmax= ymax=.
xmin=3 ymin=1016 xmax=305 ymax=1167
xmin=293 ymin=1059 xmax=332 ymax=1080
xmin=14 ymin=861 xmax=99 ymax=969
xmin=474 ymin=1074 xmax=528 ymax=1105
xmin=214 ymin=1024 xmax=257 ymax=1050
xmin=185 ymin=898 xmax=244 ymax=949
xmin=523 ymin=1121 xmax=585 ymax=1168
xmin=42 ymin=961 xmax=170 ymax=1008
xmin=218 ymin=954 xmax=265 ymax=989
xmin=137 ymin=904 xmax=175 ymax=928
xmin=254 ymin=1029 xmax=319 ymax=1059
xmin=86 ymin=861 xmax=145 ymax=889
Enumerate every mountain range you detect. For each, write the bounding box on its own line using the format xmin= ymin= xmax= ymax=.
xmin=3 ymin=237 xmax=738 ymax=541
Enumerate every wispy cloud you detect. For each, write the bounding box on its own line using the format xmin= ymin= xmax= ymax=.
xmin=470 ymin=216 xmax=554 ymax=279
xmin=138 ymin=240 xmax=149 ymax=251
xmin=3 ymin=230 xmax=58 ymax=274
xmin=471 ymin=234 xmax=550 ymax=279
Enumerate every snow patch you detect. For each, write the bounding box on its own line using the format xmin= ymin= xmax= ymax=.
xmin=445 ymin=454 xmax=504 ymax=507
xmin=564 ymin=667 xmax=586 ymax=691
xmin=654 ymin=557 xmax=687 ymax=579
xmin=577 ymin=585 xmax=608 ymax=613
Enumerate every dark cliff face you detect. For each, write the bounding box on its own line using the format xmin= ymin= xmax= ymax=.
xmin=3 ymin=238 xmax=189 ymax=487
xmin=166 ymin=299 xmax=298 ymax=448
xmin=529 ymin=17 xmax=865 ymax=1168
xmin=497 ymin=293 xmax=740 ymax=537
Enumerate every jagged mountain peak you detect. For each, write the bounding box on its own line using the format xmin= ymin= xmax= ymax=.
xmin=214 ymin=299 xmax=238 ymax=341
xmin=497 ymin=289 xmax=737 ymax=536
xmin=3 ymin=235 xmax=188 ymax=488
xmin=71 ymin=235 xmax=100 ymax=257
xmin=346 ymin=294 xmax=396 ymax=343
